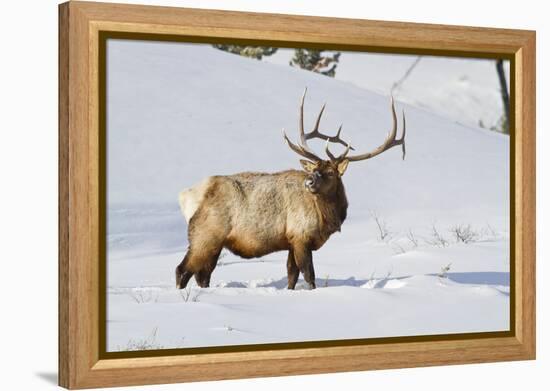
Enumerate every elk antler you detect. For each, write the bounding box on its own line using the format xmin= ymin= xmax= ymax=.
xmin=343 ymin=97 xmax=406 ymax=162
xmin=283 ymin=88 xmax=353 ymax=162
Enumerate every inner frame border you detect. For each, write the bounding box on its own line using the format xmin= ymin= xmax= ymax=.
xmin=97 ymin=30 xmax=516 ymax=360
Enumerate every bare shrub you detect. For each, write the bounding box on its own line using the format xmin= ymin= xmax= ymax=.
xmin=179 ymin=287 xmax=202 ymax=302
xmin=438 ymin=263 xmax=452 ymax=278
xmin=370 ymin=210 xmax=391 ymax=241
xmin=485 ymin=223 xmax=497 ymax=236
xmin=450 ymin=224 xmax=479 ymax=243
xmin=365 ymin=269 xmax=393 ymax=289
xmin=406 ymin=229 xmax=419 ymax=247
xmin=479 ymin=222 xmax=500 ymax=239
xmin=123 ymin=327 xmax=163 ymax=351
xmin=391 ymin=242 xmax=407 ymax=255
xmin=128 ymin=289 xmax=158 ymax=304
xmin=426 ymin=224 xmax=449 ymax=247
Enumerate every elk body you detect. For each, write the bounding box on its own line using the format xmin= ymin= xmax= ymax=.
xmin=176 ymin=90 xmax=406 ymax=290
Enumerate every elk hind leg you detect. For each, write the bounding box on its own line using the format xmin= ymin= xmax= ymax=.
xmin=175 ymin=251 xmax=194 ymax=289
xmin=183 ymin=206 xmax=227 ymax=289
xmin=195 ymin=269 xmax=212 ymax=288
xmin=192 ymin=246 xmax=222 ymax=288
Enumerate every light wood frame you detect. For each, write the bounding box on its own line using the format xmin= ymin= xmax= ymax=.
xmin=59 ymin=1 xmax=536 ymax=389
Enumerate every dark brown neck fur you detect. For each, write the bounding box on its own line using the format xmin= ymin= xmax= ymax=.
xmin=311 ymin=179 xmax=348 ymax=236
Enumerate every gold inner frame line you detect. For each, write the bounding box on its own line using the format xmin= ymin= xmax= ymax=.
xmin=97 ymin=30 xmax=516 ymax=360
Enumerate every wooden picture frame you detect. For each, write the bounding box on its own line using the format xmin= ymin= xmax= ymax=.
xmin=59 ymin=1 xmax=536 ymax=389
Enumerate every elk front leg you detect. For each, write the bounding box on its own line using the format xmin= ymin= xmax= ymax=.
xmin=293 ymin=245 xmax=316 ymax=290
xmin=287 ymin=250 xmax=299 ymax=290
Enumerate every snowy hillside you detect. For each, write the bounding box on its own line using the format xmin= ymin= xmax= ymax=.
xmin=265 ymin=49 xmax=510 ymax=130
xmin=106 ymin=40 xmax=509 ymax=351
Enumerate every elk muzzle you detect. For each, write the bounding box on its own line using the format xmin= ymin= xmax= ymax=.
xmin=304 ymin=171 xmax=322 ymax=193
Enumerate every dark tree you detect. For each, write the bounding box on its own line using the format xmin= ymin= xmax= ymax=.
xmin=212 ymin=45 xmax=278 ymax=60
xmin=496 ymin=59 xmax=510 ymax=134
xmin=290 ymin=49 xmax=341 ymax=77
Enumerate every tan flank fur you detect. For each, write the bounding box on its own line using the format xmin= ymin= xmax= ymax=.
xmin=175 ymin=89 xmax=406 ymax=290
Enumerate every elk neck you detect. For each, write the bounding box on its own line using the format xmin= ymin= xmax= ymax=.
xmin=310 ymin=179 xmax=348 ymax=236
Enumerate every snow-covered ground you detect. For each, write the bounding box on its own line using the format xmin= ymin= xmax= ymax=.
xmin=106 ymin=40 xmax=509 ymax=351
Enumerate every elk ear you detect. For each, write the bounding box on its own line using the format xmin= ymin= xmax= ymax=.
xmin=300 ymin=160 xmax=317 ymax=173
xmin=337 ymin=159 xmax=349 ymax=176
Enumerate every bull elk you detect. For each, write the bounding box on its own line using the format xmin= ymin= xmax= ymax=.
xmin=176 ymin=89 xmax=406 ymax=290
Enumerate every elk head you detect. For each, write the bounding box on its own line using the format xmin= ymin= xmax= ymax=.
xmin=283 ymin=88 xmax=406 ymax=196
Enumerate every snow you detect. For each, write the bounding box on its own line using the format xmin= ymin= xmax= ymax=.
xmin=106 ymin=39 xmax=509 ymax=351
xmin=265 ymin=48 xmax=510 ymax=130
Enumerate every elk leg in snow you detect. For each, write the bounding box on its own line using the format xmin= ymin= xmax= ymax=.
xmin=191 ymin=245 xmax=221 ymax=288
xmin=195 ymin=269 xmax=212 ymax=288
xmin=293 ymin=245 xmax=316 ymax=289
xmin=176 ymin=245 xmax=220 ymax=289
xmin=175 ymin=252 xmax=194 ymax=289
xmin=287 ymin=250 xmax=300 ymax=290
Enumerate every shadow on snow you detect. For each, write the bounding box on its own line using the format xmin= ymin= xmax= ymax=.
xmin=223 ymin=272 xmax=509 ymax=290
xmin=443 ymin=271 xmax=509 ymax=287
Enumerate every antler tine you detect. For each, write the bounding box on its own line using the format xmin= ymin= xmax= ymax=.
xmin=305 ymin=121 xmax=355 ymax=151
xmin=282 ymin=128 xmax=322 ymax=162
xmin=301 ymin=88 xmax=354 ymax=151
xmin=283 ymin=88 xmax=355 ymax=162
xmin=324 ymin=137 xmax=352 ymax=162
xmin=298 ymin=87 xmax=315 ymax=149
xmin=345 ymin=97 xmax=406 ymax=162
xmin=324 ymin=138 xmax=337 ymax=161
xmin=311 ymin=103 xmax=326 ymax=134
xmin=341 ymin=141 xmax=351 ymax=160
xmin=298 ymin=89 xmax=325 ymax=154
